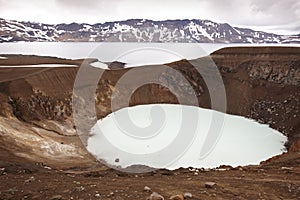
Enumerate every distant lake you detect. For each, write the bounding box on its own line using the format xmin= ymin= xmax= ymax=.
xmin=0 ymin=42 xmax=299 ymax=66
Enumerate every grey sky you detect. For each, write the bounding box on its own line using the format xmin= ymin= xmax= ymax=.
xmin=0 ymin=0 xmax=299 ymax=35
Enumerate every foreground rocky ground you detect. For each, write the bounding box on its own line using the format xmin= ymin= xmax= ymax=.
xmin=0 ymin=47 xmax=299 ymax=199
xmin=0 ymin=148 xmax=299 ymax=199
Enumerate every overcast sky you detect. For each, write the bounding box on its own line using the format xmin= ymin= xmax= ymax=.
xmin=0 ymin=0 xmax=299 ymax=35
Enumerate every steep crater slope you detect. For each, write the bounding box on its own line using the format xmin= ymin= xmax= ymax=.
xmin=0 ymin=47 xmax=299 ymax=167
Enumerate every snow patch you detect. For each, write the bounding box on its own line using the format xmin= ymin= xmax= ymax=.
xmin=90 ymin=61 xmax=109 ymax=69
xmin=246 ymin=37 xmax=254 ymax=43
xmin=0 ymin=64 xmax=78 ymax=68
xmin=187 ymin=22 xmax=213 ymax=41
xmin=179 ymin=30 xmax=185 ymax=36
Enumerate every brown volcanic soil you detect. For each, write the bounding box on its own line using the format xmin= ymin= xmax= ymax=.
xmin=0 ymin=149 xmax=299 ymax=200
xmin=0 ymin=47 xmax=299 ymax=199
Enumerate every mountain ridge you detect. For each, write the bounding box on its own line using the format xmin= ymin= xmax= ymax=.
xmin=0 ymin=18 xmax=299 ymax=43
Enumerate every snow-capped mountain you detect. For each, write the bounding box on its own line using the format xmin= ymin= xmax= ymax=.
xmin=0 ymin=18 xmax=299 ymax=43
